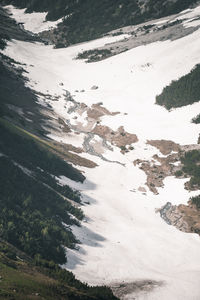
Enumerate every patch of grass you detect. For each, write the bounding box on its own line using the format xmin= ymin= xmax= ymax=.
xmin=0 ymin=240 xmax=118 ymax=300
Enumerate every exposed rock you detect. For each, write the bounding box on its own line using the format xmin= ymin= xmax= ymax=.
xmin=92 ymin=125 xmax=138 ymax=149
xmin=158 ymin=201 xmax=200 ymax=235
xmin=134 ymin=152 xmax=180 ymax=194
xmin=53 ymin=91 xmax=137 ymax=156
xmin=134 ymin=140 xmax=200 ymax=194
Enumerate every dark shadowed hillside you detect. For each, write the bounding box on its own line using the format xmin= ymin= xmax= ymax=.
xmin=1 ymin=0 xmax=199 ymax=45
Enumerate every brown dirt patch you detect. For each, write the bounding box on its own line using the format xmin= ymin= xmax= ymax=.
xmin=87 ymin=103 xmax=119 ymax=120
xmin=92 ymin=125 xmax=138 ymax=149
xmin=147 ymin=140 xmax=180 ymax=155
xmin=134 ymin=153 xmax=180 ymax=194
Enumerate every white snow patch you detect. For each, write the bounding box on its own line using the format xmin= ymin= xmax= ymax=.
xmin=5 ymin=5 xmax=62 ymax=33
xmin=184 ymin=19 xmax=200 ymax=28
xmin=47 ymin=132 xmax=85 ymax=149
xmin=172 ymin=161 xmax=181 ymax=167
xmin=177 ymin=4 xmax=200 ymax=21
xmin=157 ymin=176 xmax=200 ymax=206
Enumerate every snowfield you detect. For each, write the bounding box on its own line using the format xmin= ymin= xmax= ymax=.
xmin=3 ymin=27 xmax=200 ymax=144
xmin=5 ymin=5 xmax=62 ymax=33
xmin=63 ymin=159 xmax=200 ymax=300
xmin=3 ymin=4 xmax=200 ymax=300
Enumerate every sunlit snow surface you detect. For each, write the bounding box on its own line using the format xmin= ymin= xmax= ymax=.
xmin=3 ymin=4 xmax=200 ymax=300
xmin=5 ymin=5 xmax=62 ymax=33
xmin=3 ymin=29 xmax=200 ymax=144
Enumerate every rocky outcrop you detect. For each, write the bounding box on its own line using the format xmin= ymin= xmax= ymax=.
xmin=92 ymin=125 xmax=138 ymax=150
xmin=158 ymin=201 xmax=200 ymax=235
xmin=134 ymin=152 xmax=180 ymax=194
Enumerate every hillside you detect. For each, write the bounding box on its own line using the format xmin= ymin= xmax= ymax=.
xmin=0 ymin=239 xmax=117 ymax=300
xmin=156 ymin=64 xmax=200 ymax=109
xmin=0 ymin=11 xmax=117 ymax=298
xmin=1 ymin=1 xmax=200 ymax=300
xmin=1 ymin=0 xmax=199 ymax=46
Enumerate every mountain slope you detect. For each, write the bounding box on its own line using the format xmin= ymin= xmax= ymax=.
xmin=156 ymin=64 xmax=200 ymax=109
xmin=1 ymin=2 xmax=200 ymax=300
xmin=0 ymin=239 xmax=117 ymax=300
xmin=2 ymin=0 xmax=199 ymax=46
xmin=0 ymin=9 xmax=118 ymax=299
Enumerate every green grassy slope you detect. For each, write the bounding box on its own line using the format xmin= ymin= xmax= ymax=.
xmin=0 ymin=240 xmax=118 ymax=300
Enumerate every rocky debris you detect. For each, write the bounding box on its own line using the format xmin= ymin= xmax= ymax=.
xmin=158 ymin=201 xmax=200 ymax=235
xmin=82 ymin=132 xmax=124 ymax=166
xmin=87 ymin=103 xmax=119 ymax=120
xmin=133 ymin=139 xmax=200 ymax=236
xmin=62 ymin=93 xmax=137 ymax=154
xmin=134 ymin=152 xmax=180 ymax=194
xmin=134 ymin=140 xmax=200 ymax=194
xmin=91 ymin=85 xmax=99 ymax=90
xmin=111 ymin=280 xmax=163 ymax=299
xmin=147 ymin=140 xmax=180 ymax=155
xmin=45 ymin=93 xmax=127 ymax=164
xmin=92 ymin=125 xmax=138 ymax=151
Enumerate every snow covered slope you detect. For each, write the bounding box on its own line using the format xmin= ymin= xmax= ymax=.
xmin=5 ymin=5 xmax=62 ymax=33
xmin=2 ymin=4 xmax=200 ymax=300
